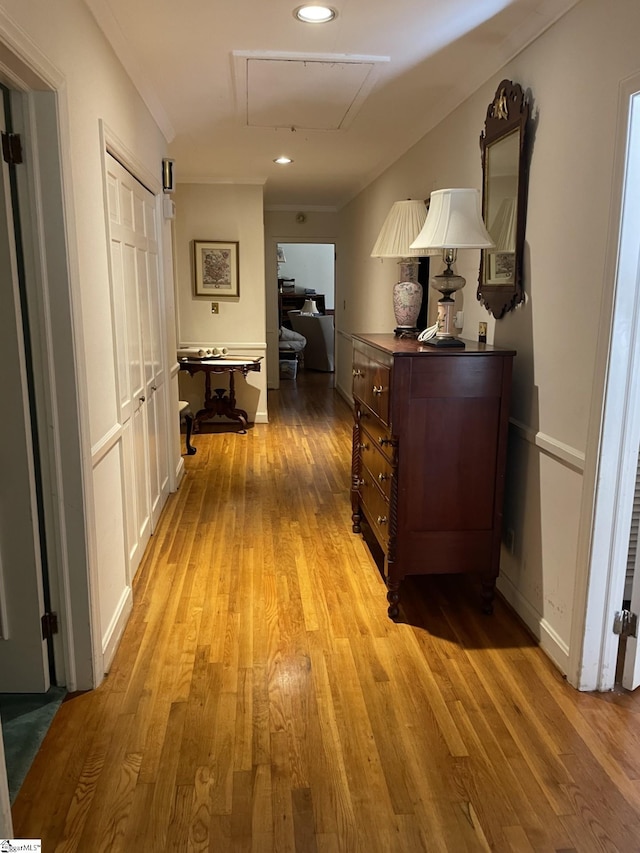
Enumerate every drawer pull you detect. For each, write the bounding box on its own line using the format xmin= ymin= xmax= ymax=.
xmin=378 ymin=436 xmax=392 ymax=447
xmin=372 ymin=385 xmax=384 ymax=396
xmin=358 ymin=442 xmax=369 ymax=451
xmin=378 ymin=473 xmax=389 ymax=482
xmin=352 ymin=368 xmax=363 ymax=377
xmin=377 ymin=515 xmax=388 ymax=525
xmin=357 ymin=477 xmax=366 ymax=486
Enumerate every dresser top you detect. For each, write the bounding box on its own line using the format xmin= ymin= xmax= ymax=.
xmin=352 ymin=333 xmax=516 ymax=357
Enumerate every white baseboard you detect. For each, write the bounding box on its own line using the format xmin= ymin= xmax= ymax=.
xmin=175 ymin=456 xmax=186 ymax=487
xmin=336 ymin=381 xmax=352 ymax=407
xmin=102 ymin=585 xmax=133 ymax=674
xmin=497 ymin=572 xmax=570 ymax=674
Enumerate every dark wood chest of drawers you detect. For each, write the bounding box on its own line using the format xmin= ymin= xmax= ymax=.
xmin=350 ymin=333 xmax=515 ymax=618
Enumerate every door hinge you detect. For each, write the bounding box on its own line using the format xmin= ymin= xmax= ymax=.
xmin=613 ymin=609 xmax=638 ymax=638
xmin=41 ymin=611 xmax=59 ymax=641
xmin=1 ymin=131 xmax=23 ymax=165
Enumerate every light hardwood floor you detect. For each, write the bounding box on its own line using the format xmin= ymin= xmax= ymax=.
xmin=13 ymin=370 xmax=640 ymax=851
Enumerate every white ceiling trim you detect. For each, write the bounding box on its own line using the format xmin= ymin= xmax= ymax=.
xmin=178 ymin=175 xmax=268 ymax=187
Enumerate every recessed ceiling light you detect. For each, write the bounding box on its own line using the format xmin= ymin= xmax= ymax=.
xmin=274 ymin=156 xmax=294 ymax=165
xmin=293 ymin=5 xmax=337 ymax=24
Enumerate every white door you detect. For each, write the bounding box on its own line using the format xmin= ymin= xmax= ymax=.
xmin=0 ymin=97 xmax=49 ymax=691
xmin=106 ymin=155 xmax=168 ymax=579
xmin=583 ymin=82 xmax=640 ymax=691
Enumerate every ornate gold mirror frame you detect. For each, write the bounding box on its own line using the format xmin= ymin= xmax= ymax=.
xmin=478 ymin=80 xmax=530 ymax=318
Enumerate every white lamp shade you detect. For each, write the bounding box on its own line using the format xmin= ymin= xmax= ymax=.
xmin=410 ymin=188 xmax=494 ymax=250
xmin=301 ymin=298 xmax=318 ymax=314
xmin=370 ymin=199 xmax=431 ymax=258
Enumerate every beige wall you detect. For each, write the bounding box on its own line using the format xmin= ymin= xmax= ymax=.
xmin=174 ymin=182 xmax=268 ymax=421
xmin=336 ymin=0 xmax=640 ymax=676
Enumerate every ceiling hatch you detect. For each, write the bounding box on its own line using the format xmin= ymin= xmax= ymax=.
xmin=232 ymin=52 xmax=389 ymax=131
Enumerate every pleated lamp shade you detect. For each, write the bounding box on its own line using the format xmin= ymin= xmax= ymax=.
xmin=371 ymin=199 xmax=435 ymax=258
xmin=410 ymin=188 xmax=494 ymax=250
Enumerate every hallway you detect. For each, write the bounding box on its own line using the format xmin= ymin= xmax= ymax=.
xmin=12 ymin=371 xmax=640 ymax=851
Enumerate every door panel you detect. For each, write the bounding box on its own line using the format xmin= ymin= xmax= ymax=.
xmin=0 ymin=96 xmax=49 ymax=691
xmin=105 ymin=154 xmax=168 ymax=579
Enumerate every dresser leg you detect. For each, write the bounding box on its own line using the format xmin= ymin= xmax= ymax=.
xmin=481 ymin=577 xmax=496 ymax=614
xmin=386 ymin=585 xmax=400 ymax=619
xmin=351 ymin=509 xmax=361 ymax=534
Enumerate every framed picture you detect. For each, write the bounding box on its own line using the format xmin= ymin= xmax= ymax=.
xmin=487 ymin=251 xmax=515 ymax=285
xmin=194 ymin=240 xmax=239 ymax=296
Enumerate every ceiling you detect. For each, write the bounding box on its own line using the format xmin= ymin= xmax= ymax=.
xmin=85 ymin=0 xmax=578 ymax=210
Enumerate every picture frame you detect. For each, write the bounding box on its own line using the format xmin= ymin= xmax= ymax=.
xmin=194 ymin=240 xmax=239 ymax=297
xmin=487 ymin=251 xmax=515 ymax=285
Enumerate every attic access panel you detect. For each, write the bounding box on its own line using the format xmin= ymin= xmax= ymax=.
xmin=243 ymin=55 xmax=385 ymax=131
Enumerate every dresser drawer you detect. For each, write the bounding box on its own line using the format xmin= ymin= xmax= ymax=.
xmin=353 ymin=345 xmax=392 ymax=425
xmin=360 ymin=434 xmax=393 ymax=501
xmin=359 ymin=475 xmax=391 ymax=552
xmin=360 ymin=411 xmax=394 ymax=463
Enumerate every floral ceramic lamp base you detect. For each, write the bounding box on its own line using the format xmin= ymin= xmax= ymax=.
xmin=393 ymin=280 xmax=423 ymax=338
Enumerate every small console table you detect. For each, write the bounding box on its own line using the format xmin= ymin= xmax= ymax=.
xmin=179 ymin=356 xmax=262 ymax=434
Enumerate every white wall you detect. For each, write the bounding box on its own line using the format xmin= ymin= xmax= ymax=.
xmin=0 ymin=0 xmax=178 ymax=685
xmin=336 ymin=0 xmax=640 ymax=681
xmin=173 ymin=182 xmax=268 ymax=422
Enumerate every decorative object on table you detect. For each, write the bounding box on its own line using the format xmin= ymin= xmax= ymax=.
xmin=479 ymin=321 xmax=488 ymax=343
xmin=177 ymin=346 xmax=227 ymax=360
xmin=370 ymin=199 xmax=438 ymax=338
xmin=193 ymin=240 xmax=239 ymax=297
xmin=478 ymin=79 xmax=531 ymax=318
xmin=300 ymin=298 xmax=319 ymax=315
xmin=410 ymin=188 xmax=494 ymax=348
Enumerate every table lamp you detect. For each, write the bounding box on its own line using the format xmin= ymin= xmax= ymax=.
xmin=300 ymin=298 xmax=319 ymax=315
xmin=370 ymin=199 xmax=437 ymax=338
xmin=410 ymin=188 xmax=494 ymax=348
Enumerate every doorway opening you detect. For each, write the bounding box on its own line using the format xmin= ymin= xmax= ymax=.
xmin=576 ymin=76 xmax=640 ymax=692
xmin=277 ymin=242 xmax=335 ymax=323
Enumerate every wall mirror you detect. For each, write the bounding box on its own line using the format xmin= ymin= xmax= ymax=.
xmin=478 ymin=80 xmax=530 ymax=318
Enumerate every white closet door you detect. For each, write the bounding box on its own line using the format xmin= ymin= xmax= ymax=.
xmin=105 ymin=154 xmax=167 ymax=579
xmin=140 ymin=200 xmax=169 ymax=528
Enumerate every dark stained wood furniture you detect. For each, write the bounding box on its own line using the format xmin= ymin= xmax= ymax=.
xmin=350 ymin=333 xmax=515 ymax=618
xmin=179 ymin=356 xmax=262 ymax=434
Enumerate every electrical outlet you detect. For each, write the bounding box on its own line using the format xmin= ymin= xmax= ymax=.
xmin=211 ymin=302 xmax=219 ymax=314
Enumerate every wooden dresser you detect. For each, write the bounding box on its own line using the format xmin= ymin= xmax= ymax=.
xmin=350 ymin=333 xmax=515 ymax=618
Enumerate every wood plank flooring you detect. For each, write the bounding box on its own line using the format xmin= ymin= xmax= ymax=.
xmin=12 ymin=370 xmax=640 ymax=851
